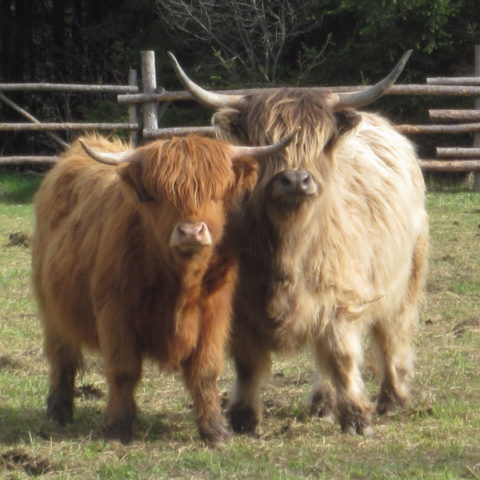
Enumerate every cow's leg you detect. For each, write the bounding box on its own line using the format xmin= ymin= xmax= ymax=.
xmin=97 ymin=311 xmax=142 ymax=444
xmin=228 ymin=335 xmax=272 ymax=435
xmin=181 ymin=286 xmax=234 ymax=446
xmin=372 ymin=232 xmax=427 ymax=415
xmin=102 ymin=347 xmax=142 ymax=444
xmin=309 ymin=365 xmax=335 ymax=420
xmin=371 ymin=319 xmax=414 ymax=415
xmin=183 ymin=361 xmax=230 ymax=445
xmin=316 ymin=321 xmax=373 ymax=435
xmin=103 ymin=356 xmax=142 ymax=444
xmin=44 ymin=328 xmax=82 ymax=425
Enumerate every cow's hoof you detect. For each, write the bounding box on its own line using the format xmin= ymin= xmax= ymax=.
xmin=340 ymin=411 xmax=374 ymax=437
xmin=310 ymin=390 xmax=335 ymax=419
xmin=104 ymin=420 xmax=134 ymax=445
xmin=47 ymin=394 xmax=73 ymax=426
xmin=228 ymin=406 xmax=258 ymax=434
xmin=200 ymin=422 xmax=232 ymax=447
xmin=377 ymin=389 xmax=407 ymax=415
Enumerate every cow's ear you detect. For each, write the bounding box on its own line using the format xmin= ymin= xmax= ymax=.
xmin=118 ymin=161 xmax=154 ymax=203
xmin=213 ymin=109 xmax=249 ymax=144
xmin=325 ymin=109 xmax=361 ymax=154
xmin=335 ymin=109 xmax=361 ymax=137
xmin=231 ymin=156 xmax=258 ymax=198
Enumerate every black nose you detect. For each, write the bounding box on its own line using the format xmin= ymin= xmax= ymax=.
xmin=275 ymin=170 xmax=316 ymax=195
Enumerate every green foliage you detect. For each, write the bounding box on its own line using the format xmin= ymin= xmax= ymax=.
xmin=1 ymin=0 xmax=479 ymax=87
xmin=336 ymin=0 xmax=459 ymax=53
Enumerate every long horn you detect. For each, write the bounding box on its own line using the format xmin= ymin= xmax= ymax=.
xmin=79 ymin=139 xmax=133 ymax=166
xmin=167 ymin=51 xmax=245 ymax=110
xmin=332 ymin=50 xmax=412 ymax=109
xmin=231 ymin=129 xmax=298 ymax=160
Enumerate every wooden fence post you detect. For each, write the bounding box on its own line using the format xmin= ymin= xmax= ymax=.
xmin=128 ymin=69 xmax=139 ymax=146
xmin=474 ymin=45 xmax=480 ymax=191
xmin=141 ymin=51 xmax=158 ymax=139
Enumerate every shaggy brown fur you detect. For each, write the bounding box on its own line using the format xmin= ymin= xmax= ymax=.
xmin=212 ymin=88 xmax=429 ymax=435
xmin=31 ymin=134 xmax=258 ymax=444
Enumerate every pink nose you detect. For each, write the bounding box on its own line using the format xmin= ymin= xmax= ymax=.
xmin=170 ymin=221 xmax=212 ymax=250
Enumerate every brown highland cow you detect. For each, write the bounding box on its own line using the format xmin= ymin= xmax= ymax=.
xmin=31 ymin=133 xmax=291 ymax=444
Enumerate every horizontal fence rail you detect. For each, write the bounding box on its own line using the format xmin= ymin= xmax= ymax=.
xmin=396 ymin=123 xmax=480 ymax=134
xmin=0 ymin=83 xmax=138 ymax=93
xmin=0 ymin=156 xmax=58 ymax=164
xmin=417 ymin=160 xmax=480 ymax=172
xmin=437 ymin=147 xmax=480 ymax=157
xmin=143 ymin=126 xmax=215 ymax=139
xmin=426 ymin=77 xmax=480 ymax=86
xmin=0 ymin=122 xmax=138 ymax=131
xmin=429 ymin=109 xmax=480 ymax=121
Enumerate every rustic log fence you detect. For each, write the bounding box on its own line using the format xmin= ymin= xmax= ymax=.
xmin=1 ymin=48 xmax=480 ymax=182
xmin=0 ymin=75 xmax=140 ymax=164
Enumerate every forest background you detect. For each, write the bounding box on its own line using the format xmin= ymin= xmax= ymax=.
xmin=1 ymin=0 xmax=480 ymax=158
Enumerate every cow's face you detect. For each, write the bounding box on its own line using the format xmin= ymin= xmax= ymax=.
xmin=116 ymin=140 xmax=258 ymax=263
xmin=212 ymin=94 xmax=360 ymax=223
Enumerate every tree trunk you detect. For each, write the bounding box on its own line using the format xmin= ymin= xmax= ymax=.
xmin=52 ymin=0 xmax=66 ymax=80
xmin=12 ymin=0 xmax=25 ymax=80
xmin=71 ymin=0 xmax=86 ymax=77
xmin=0 ymin=0 xmax=12 ymax=80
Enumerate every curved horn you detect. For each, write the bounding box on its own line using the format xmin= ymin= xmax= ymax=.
xmin=167 ymin=51 xmax=245 ymax=110
xmin=231 ymin=129 xmax=299 ymax=160
xmin=79 ymin=139 xmax=133 ymax=166
xmin=332 ymin=50 xmax=412 ymax=109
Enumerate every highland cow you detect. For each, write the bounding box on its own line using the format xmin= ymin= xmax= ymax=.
xmin=169 ymin=51 xmax=429 ymax=436
xmin=31 ymin=133 xmax=291 ymax=444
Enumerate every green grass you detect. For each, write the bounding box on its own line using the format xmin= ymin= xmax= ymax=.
xmin=0 ymin=172 xmax=43 ymax=205
xmin=0 ymin=173 xmax=479 ymax=479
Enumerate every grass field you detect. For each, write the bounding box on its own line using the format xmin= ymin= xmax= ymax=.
xmin=0 ymin=171 xmax=479 ymax=479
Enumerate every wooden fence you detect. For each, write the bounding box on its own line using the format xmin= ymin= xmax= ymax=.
xmin=1 ymin=49 xmax=480 ymax=179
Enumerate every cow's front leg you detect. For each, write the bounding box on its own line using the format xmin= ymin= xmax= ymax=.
xmin=228 ymin=333 xmax=272 ymax=435
xmin=309 ymin=375 xmax=335 ymax=420
xmin=183 ymin=361 xmax=230 ymax=446
xmin=317 ymin=320 xmax=373 ymax=436
xmin=181 ymin=273 xmax=236 ymax=445
xmin=103 ymin=359 xmax=142 ymax=444
xmin=98 ymin=311 xmax=142 ymax=444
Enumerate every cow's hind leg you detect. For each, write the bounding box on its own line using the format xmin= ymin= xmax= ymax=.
xmin=44 ymin=328 xmax=82 ymax=425
xmin=228 ymin=337 xmax=272 ymax=435
xmin=372 ymin=232 xmax=427 ymax=415
xmin=371 ymin=318 xmax=414 ymax=415
xmin=316 ymin=321 xmax=373 ymax=435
